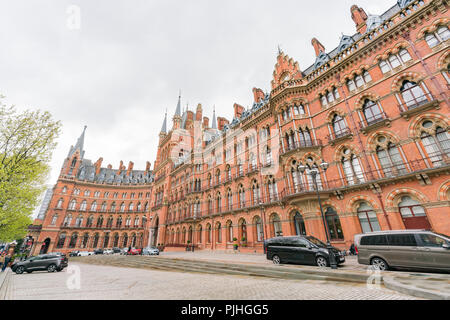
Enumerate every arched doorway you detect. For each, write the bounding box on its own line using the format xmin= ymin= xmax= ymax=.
xmin=40 ymin=238 xmax=50 ymax=254
xmin=293 ymin=212 xmax=306 ymax=236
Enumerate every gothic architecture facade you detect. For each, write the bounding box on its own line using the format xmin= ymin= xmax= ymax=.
xmin=30 ymin=0 xmax=449 ymax=255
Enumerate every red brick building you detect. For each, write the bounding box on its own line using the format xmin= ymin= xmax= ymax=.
xmin=30 ymin=126 xmax=154 ymax=255
xmin=31 ymin=0 xmax=449 ymax=254
xmin=155 ymin=0 xmax=450 ymax=252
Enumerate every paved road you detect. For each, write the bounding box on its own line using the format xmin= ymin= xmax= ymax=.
xmin=9 ymin=263 xmax=419 ymax=300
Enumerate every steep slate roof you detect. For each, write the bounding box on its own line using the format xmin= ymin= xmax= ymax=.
xmin=302 ymin=2 xmax=402 ymax=76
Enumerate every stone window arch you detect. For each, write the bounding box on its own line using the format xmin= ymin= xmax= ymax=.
xmin=251 ymin=180 xmax=260 ymax=205
xmin=56 ymin=232 xmax=67 ymax=248
xmin=361 ymin=99 xmax=384 ymax=125
xmin=216 ymin=192 xmax=222 ymax=213
xmin=269 ymin=213 xmax=283 ymax=237
xmin=238 ymin=184 xmax=246 ymax=208
xmin=226 ymin=189 xmax=233 ymax=211
xmin=292 ymin=211 xmax=306 ymax=236
xmin=331 ymin=113 xmax=347 ymax=138
xmin=298 ymin=127 xmax=313 ymax=147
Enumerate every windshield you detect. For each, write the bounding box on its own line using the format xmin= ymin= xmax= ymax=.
xmin=306 ymin=236 xmax=327 ymax=248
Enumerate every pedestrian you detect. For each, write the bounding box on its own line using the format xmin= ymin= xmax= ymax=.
xmin=349 ymin=243 xmax=356 ymax=256
xmin=0 ymin=253 xmax=5 ymax=271
xmin=2 ymin=253 xmax=12 ymax=272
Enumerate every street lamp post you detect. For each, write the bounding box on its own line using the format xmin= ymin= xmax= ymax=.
xmin=298 ymin=161 xmax=338 ymax=270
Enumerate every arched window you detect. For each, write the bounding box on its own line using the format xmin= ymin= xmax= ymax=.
xmin=400 ymin=81 xmax=428 ymax=109
xmin=290 ymin=161 xmax=302 ymax=193
xmin=56 ymin=233 xmax=66 ymax=248
xmin=125 ymin=216 xmax=131 ymax=227
xmin=68 ymin=200 xmax=76 ymax=210
xmin=332 ymin=114 xmax=347 ymax=138
xmin=116 ymin=216 xmax=123 ymax=228
xmin=227 ymin=191 xmax=233 ymax=211
xmin=91 ymin=201 xmax=97 ymax=211
xmin=63 ymin=214 xmax=72 ymax=227
xmin=267 ymin=177 xmax=278 ymax=202
xmin=207 ymin=224 xmax=212 ymax=243
xmin=69 ymin=233 xmax=78 ymax=248
xmin=80 ymin=200 xmax=87 ymax=211
xmin=101 ymin=202 xmax=107 ymax=212
xmin=341 ymin=148 xmax=365 ymax=185
xmin=379 ymin=49 xmax=411 ymax=73
xmin=113 ymin=233 xmax=119 ymax=247
xmin=239 ymin=219 xmax=247 ymax=242
xmin=375 ymin=136 xmax=407 ymax=177
xmin=292 ymin=103 xmax=306 ymax=116
xmin=216 ymin=193 xmax=222 ymax=213
xmin=362 ymin=100 xmax=383 ymax=125
xmin=298 ymin=127 xmax=312 ymax=147
xmin=227 ymin=221 xmax=233 ymax=242
xmin=51 ymin=214 xmax=58 ymax=225
xmin=398 ymin=196 xmax=426 ymax=218
xmin=107 ymin=216 xmax=114 ymax=228
xmin=325 ymin=207 xmax=344 ymax=240
xmin=128 ymin=203 xmax=134 ymax=212
xmin=293 ymin=212 xmax=306 ymax=236
xmin=120 ymin=202 xmax=125 ymax=212
xmin=420 ymin=120 xmax=450 ymax=166
xmin=122 ymin=233 xmax=128 ymax=247
xmin=86 ymin=215 xmax=94 ymax=227
xmin=271 ymin=214 xmax=283 ymax=237
xmin=357 ymin=202 xmax=381 ymax=233
xmin=96 ymin=216 xmax=104 ymax=228
xmin=238 ymin=185 xmax=246 ymax=208
xmin=75 ymin=215 xmax=83 ymax=227
xmin=198 ymin=225 xmax=203 ymax=243
xmin=81 ymin=233 xmax=89 ymax=248
xmin=252 ymin=182 xmax=260 ymax=205
xmin=254 ymin=216 xmax=263 ymax=242
xmin=425 ymin=26 xmax=450 ymax=48
xmin=56 ymin=199 xmax=63 ymax=209
xmin=103 ymin=233 xmax=110 ymax=248
xmin=216 ymin=223 xmax=222 ymax=243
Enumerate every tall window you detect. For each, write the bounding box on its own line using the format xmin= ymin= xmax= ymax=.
xmin=69 ymin=233 xmax=78 ymax=248
xmin=341 ymin=149 xmax=365 ymax=185
xmin=56 ymin=199 xmax=63 ymax=209
xmin=362 ymin=100 xmax=383 ymax=125
xmin=56 ymin=233 xmax=67 ymax=248
xmin=68 ymin=200 xmax=76 ymax=210
xmin=91 ymin=201 xmax=97 ymax=211
xmin=347 ymin=70 xmax=372 ymax=91
xmin=376 ymin=137 xmax=407 ymax=177
xmin=400 ymin=81 xmax=428 ymax=109
xmin=298 ymin=128 xmax=312 ymax=147
xmin=255 ymin=216 xmax=263 ymax=242
xmin=420 ymin=120 xmax=450 ymax=166
xmin=332 ymin=114 xmax=347 ymax=138
xmin=292 ymin=103 xmax=306 ymax=116
xmin=63 ymin=214 xmax=72 ymax=227
xmin=271 ymin=214 xmax=282 ymax=237
xmin=75 ymin=215 xmax=83 ymax=227
xmin=80 ymin=200 xmax=87 ymax=211
xmin=293 ymin=212 xmax=306 ymax=236
xmin=357 ymin=202 xmax=381 ymax=233
xmin=238 ymin=186 xmax=245 ymax=208
xmin=325 ymin=207 xmax=344 ymax=240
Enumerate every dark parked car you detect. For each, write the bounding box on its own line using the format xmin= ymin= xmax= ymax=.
xmin=264 ymin=236 xmax=346 ymax=267
xmin=112 ymin=247 xmax=122 ymax=254
xmin=11 ymin=254 xmax=68 ymax=274
xmin=69 ymin=251 xmax=80 ymax=257
xmin=94 ymin=249 xmax=104 ymax=255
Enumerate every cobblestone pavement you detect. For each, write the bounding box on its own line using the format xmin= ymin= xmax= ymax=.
xmin=10 ymin=263 xmax=420 ymax=300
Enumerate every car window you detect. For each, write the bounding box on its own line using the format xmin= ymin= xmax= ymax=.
xmin=419 ymin=234 xmax=447 ymax=247
xmin=360 ymin=235 xmax=388 ymax=246
xmin=387 ymin=234 xmax=417 ymax=246
xmin=292 ymin=238 xmax=309 ymax=248
xmin=305 ymin=236 xmax=327 ymax=248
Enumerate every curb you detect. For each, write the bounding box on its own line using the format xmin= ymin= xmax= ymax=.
xmin=383 ymin=276 xmax=450 ymax=300
xmin=0 ymin=269 xmax=12 ymax=300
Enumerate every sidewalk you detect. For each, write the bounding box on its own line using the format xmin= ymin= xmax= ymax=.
xmin=159 ymin=251 xmax=450 ymax=300
xmin=0 ymin=269 xmax=12 ymax=300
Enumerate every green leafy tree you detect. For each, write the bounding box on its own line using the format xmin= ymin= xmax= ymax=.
xmin=0 ymin=96 xmax=61 ymax=241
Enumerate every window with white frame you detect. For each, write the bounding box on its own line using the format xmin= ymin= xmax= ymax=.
xmin=425 ymin=26 xmax=450 ymax=48
xmin=379 ymin=49 xmax=412 ymax=73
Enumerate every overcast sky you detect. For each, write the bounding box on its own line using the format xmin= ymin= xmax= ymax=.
xmin=1 ymin=0 xmax=395 ymax=191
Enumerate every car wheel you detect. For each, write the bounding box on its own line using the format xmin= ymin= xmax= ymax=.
xmin=272 ymin=255 xmax=281 ymax=265
xmin=15 ymin=266 xmax=25 ymax=274
xmin=370 ymin=257 xmax=389 ymax=271
xmin=316 ymin=256 xmax=328 ymax=268
xmin=47 ymin=264 xmax=57 ymax=273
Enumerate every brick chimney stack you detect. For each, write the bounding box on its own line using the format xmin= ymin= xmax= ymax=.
xmin=217 ymin=117 xmax=229 ymax=131
xmin=94 ymin=157 xmax=103 ymax=175
xmin=145 ymin=161 xmax=151 ymax=172
xmin=252 ymin=88 xmax=265 ymax=103
xmin=234 ymin=103 xmax=244 ymax=119
xmin=351 ymin=5 xmax=368 ymax=34
xmin=311 ymin=38 xmax=326 ymax=57
xmin=126 ymin=161 xmax=134 ymax=176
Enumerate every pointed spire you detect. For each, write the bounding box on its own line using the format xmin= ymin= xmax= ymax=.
xmin=211 ymin=106 xmax=217 ymax=129
xmin=68 ymin=126 xmax=87 ymax=159
xmin=175 ymin=90 xmax=182 ymax=116
xmin=161 ymin=110 xmax=167 ymax=133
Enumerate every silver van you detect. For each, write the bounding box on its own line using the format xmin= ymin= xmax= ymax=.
xmin=354 ymin=230 xmax=450 ymax=272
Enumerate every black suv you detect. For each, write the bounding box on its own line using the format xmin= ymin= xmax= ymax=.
xmin=94 ymin=249 xmax=104 ymax=255
xmin=11 ymin=254 xmax=68 ymax=274
xmin=264 ymin=236 xmax=346 ymax=267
